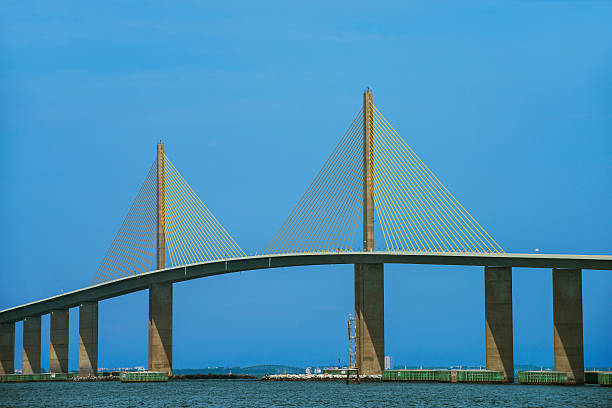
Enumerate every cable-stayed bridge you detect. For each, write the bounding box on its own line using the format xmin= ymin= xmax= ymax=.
xmin=1 ymin=90 xmax=610 ymax=384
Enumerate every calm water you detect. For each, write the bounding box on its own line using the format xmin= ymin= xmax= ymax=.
xmin=1 ymin=380 xmax=611 ymax=407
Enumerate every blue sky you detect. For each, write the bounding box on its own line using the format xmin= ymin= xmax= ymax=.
xmin=1 ymin=1 xmax=610 ymax=370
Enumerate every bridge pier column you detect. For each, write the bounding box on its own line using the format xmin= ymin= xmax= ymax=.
xmin=50 ymin=309 xmax=69 ymax=373
xmin=553 ymin=268 xmax=584 ymax=384
xmin=0 ymin=322 xmax=15 ymax=374
xmin=22 ymin=316 xmax=41 ymax=374
xmin=355 ymin=263 xmax=384 ymax=375
xmin=79 ymin=302 xmax=98 ymax=377
xmin=484 ymin=266 xmax=514 ymax=382
xmin=149 ymin=283 xmax=172 ymax=374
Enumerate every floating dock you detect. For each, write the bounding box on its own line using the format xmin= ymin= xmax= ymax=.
xmin=518 ymin=371 xmax=567 ymax=385
xmin=261 ymin=373 xmax=380 ymax=381
xmin=383 ymin=369 xmax=440 ymax=382
xmin=455 ymin=370 xmax=505 ymax=383
xmin=585 ymin=371 xmax=599 ymax=384
xmin=518 ymin=370 xmax=612 ymax=386
xmin=382 ymin=369 xmax=504 ymax=383
xmin=597 ymin=372 xmax=611 ymax=387
xmin=120 ymin=371 xmax=168 ymax=383
xmin=323 ymin=368 xmax=358 ymax=376
xmin=0 ymin=373 xmax=71 ymax=382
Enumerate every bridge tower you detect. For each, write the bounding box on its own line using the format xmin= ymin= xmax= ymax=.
xmin=149 ymin=142 xmax=173 ymax=374
xmin=354 ymin=89 xmax=385 ymax=375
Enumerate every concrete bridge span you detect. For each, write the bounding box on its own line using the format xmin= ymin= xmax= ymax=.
xmin=1 ymin=251 xmax=611 ymax=324
xmin=1 ymin=251 xmax=611 ymax=383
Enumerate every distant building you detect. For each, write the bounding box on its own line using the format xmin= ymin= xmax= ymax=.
xmin=384 ymin=356 xmax=393 ymax=370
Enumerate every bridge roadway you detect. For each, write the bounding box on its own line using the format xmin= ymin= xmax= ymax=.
xmin=1 ymin=251 xmax=611 ymax=324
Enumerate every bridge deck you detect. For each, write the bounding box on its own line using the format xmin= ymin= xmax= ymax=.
xmin=1 ymin=251 xmax=611 ymax=323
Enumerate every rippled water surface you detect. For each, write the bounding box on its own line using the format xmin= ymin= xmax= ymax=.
xmin=1 ymin=380 xmax=611 ymax=407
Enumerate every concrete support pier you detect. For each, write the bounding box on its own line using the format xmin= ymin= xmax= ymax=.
xmin=0 ymin=322 xmax=15 ymax=374
xmin=355 ymin=263 xmax=384 ymax=375
xmin=22 ymin=316 xmax=41 ymax=374
xmin=79 ymin=302 xmax=98 ymax=377
xmin=484 ymin=266 xmax=514 ymax=382
xmin=50 ymin=309 xmax=69 ymax=373
xmin=149 ymin=283 xmax=173 ymax=374
xmin=553 ymin=268 xmax=584 ymax=384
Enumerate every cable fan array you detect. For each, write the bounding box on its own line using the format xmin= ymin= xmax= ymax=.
xmin=265 ymin=102 xmax=502 ymax=255
xmin=265 ymin=109 xmax=364 ymax=254
xmin=92 ymin=98 xmax=503 ymax=285
xmin=371 ymin=105 xmax=503 ymax=253
xmin=91 ymin=156 xmax=244 ymax=285
xmin=91 ymin=163 xmax=157 ymax=284
xmin=164 ymin=156 xmax=244 ymax=266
